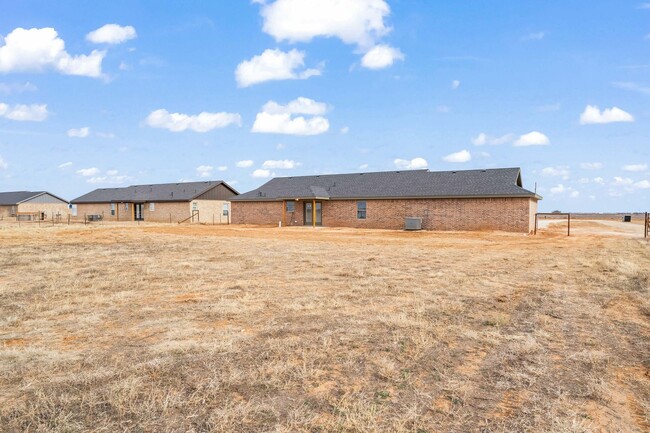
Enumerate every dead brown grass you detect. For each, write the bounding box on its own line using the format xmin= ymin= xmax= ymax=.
xmin=1 ymin=221 xmax=649 ymax=432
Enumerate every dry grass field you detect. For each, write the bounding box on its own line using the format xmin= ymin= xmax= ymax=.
xmin=1 ymin=220 xmax=649 ymax=432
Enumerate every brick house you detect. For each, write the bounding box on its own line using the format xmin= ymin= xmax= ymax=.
xmin=0 ymin=191 xmax=70 ymax=220
xmin=71 ymin=180 xmax=238 ymax=223
xmin=231 ymin=168 xmax=542 ymax=233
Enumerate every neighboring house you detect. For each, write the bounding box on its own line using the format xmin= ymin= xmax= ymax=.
xmin=0 ymin=191 xmax=70 ymax=220
xmin=71 ymin=181 xmax=238 ymax=223
xmin=231 ymin=168 xmax=542 ymax=233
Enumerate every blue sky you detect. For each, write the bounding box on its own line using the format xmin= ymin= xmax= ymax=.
xmin=0 ymin=0 xmax=648 ymax=212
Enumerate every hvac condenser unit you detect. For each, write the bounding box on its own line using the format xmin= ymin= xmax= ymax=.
xmin=404 ymin=217 xmax=422 ymax=231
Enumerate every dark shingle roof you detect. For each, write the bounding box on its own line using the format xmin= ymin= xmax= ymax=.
xmin=71 ymin=181 xmax=237 ymax=204
xmin=0 ymin=191 xmax=46 ymax=205
xmin=232 ymin=168 xmax=540 ymax=201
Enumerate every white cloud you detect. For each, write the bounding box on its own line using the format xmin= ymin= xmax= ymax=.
xmin=58 ymin=161 xmax=72 ymax=169
xmin=252 ymin=168 xmax=273 ymax=178
xmin=522 ymin=31 xmax=545 ymax=41
xmin=145 ymin=109 xmax=242 ymax=133
xmin=0 ymin=27 xmax=105 ymax=78
xmin=451 ymin=79 xmax=460 ymax=89
xmin=236 ymin=160 xmax=254 ymax=168
xmin=578 ymin=177 xmax=590 ymax=184
xmin=196 ymin=165 xmax=213 ymax=178
xmin=96 ymin=131 xmax=115 ymax=139
xmin=514 ymin=131 xmax=550 ymax=147
xmin=580 ymin=162 xmax=603 ymax=170
xmin=67 ymin=126 xmax=90 ymax=138
xmin=550 ymin=184 xmax=566 ymax=194
xmin=612 ymin=81 xmax=650 ymax=96
xmin=276 ymin=143 xmax=286 ymax=150
xmin=106 ymin=169 xmax=118 ymax=176
xmin=87 ymin=174 xmax=131 ymax=185
xmin=262 ymin=159 xmax=298 ymax=169
xmin=0 ymin=81 xmax=36 ymax=94
xmin=76 ymin=167 xmax=100 ymax=177
xmin=359 ymin=163 xmax=369 ymax=170
xmin=394 ymin=157 xmax=428 ymax=170
xmin=535 ymin=103 xmax=561 ymax=112
xmin=0 ymin=103 xmax=48 ymax=121
xmin=569 ymin=190 xmax=580 ymax=198
xmin=0 ymin=155 xmax=7 ymax=169
xmin=217 ymin=165 xmax=228 ymax=171
xmin=541 ymin=166 xmax=570 ymax=179
xmin=471 ymin=132 xmax=514 ymax=146
xmin=262 ymin=97 xmax=328 ymax=115
xmin=252 ymin=97 xmax=330 ymax=136
xmin=235 ymin=48 xmax=321 ymax=87
xmin=612 ymin=176 xmax=634 ymax=186
xmin=635 ymin=180 xmax=650 ymax=189
xmin=360 ymin=44 xmax=404 ymax=69
xmin=340 ymin=126 xmax=350 ymax=134
xmin=86 ymin=24 xmax=137 ymax=44
xmin=442 ymin=149 xmax=471 ymax=163
xmin=638 ymin=3 xmax=650 ymax=9
xmin=258 ymin=0 xmax=392 ymax=49
xmin=579 ymin=105 xmax=634 ymax=124
xmin=436 ymin=105 xmax=450 ymax=113
xmin=593 ymin=177 xmax=605 ymax=185
xmin=622 ymin=163 xmax=647 ymax=172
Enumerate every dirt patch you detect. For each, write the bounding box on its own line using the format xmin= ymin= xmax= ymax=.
xmin=1 ymin=223 xmax=649 ymax=432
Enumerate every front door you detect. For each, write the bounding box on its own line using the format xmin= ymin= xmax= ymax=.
xmin=304 ymin=202 xmax=322 ymax=226
xmin=134 ymin=203 xmax=144 ymax=221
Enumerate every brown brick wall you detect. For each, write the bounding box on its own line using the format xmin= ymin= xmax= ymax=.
xmin=232 ymin=201 xmax=283 ymax=225
xmin=233 ymin=197 xmax=538 ymax=233
xmin=75 ymin=200 xmax=233 ymax=223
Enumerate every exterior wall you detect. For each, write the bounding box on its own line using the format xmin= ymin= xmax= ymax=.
xmin=528 ymin=199 xmax=538 ymax=233
xmin=189 ymin=199 xmax=231 ymax=224
xmin=194 ymin=184 xmax=237 ymax=201
xmin=233 ymin=197 xmax=538 ymax=233
xmin=0 ymin=205 xmax=14 ymax=218
xmin=142 ymin=201 xmax=189 ymax=223
xmin=17 ymin=202 xmax=70 ymax=219
xmin=75 ymin=200 xmax=233 ymax=223
xmin=232 ymin=201 xmax=284 ymax=225
xmin=75 ymin=203 xmax=123 ymax=221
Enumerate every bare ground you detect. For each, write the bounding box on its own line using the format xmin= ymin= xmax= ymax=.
xmin=1 ymin=221 xmax=649 ymax=432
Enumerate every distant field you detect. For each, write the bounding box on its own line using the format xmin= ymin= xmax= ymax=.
xmin=1 ymin=222 xmax=649 ymax=432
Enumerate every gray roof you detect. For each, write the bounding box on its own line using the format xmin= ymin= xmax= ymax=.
xmin=71 ymin=181 xmax=237 ymax=204
xmin=232 ymin=168 xmax=541 ymax=201
xmin=0 ymin=191 xmax=68 ymax=205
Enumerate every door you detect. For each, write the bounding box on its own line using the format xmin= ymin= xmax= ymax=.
xmin=134 ymin=203 xmax=144 ymax=221
xmin=304 ymin=202 xmax=322 ymax=226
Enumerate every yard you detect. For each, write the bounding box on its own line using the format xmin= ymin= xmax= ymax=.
xmin=1 ymin=221 xmax=649 ymax=432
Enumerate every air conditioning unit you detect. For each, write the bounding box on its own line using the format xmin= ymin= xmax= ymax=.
xmin=405 ymin=217 xmax=422 ymax=231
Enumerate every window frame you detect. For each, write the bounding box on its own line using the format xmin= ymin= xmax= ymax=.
xmin=110 ymin=203 xmax=115 ymax=216
xmin=222 ymin=203 xmax=229 ymax=216
xmin=149 ymin=202 xmax=155 ymax=212
xmin=357 ymin=200 xmax=367 ymax=219
xmin=286 ymin=201 xmax=295 ymax=212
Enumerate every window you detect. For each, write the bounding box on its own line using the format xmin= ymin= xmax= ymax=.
xmin=149 ymin=202 xmax=155 ymax=211
xmin=286 ymin=201 xmax=295 ymax=212
xmin=110 ymin=203 xmax=115 ymax=216
xmin=222 ymin=203 xmax=229 ymax=216
xmin=192 ymin=202 xmax=198 ymax=211
xmin=357 ymin=201 xmax=367 ymax=219
xmin=124 ymin=203 xmax=129 ymax=211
